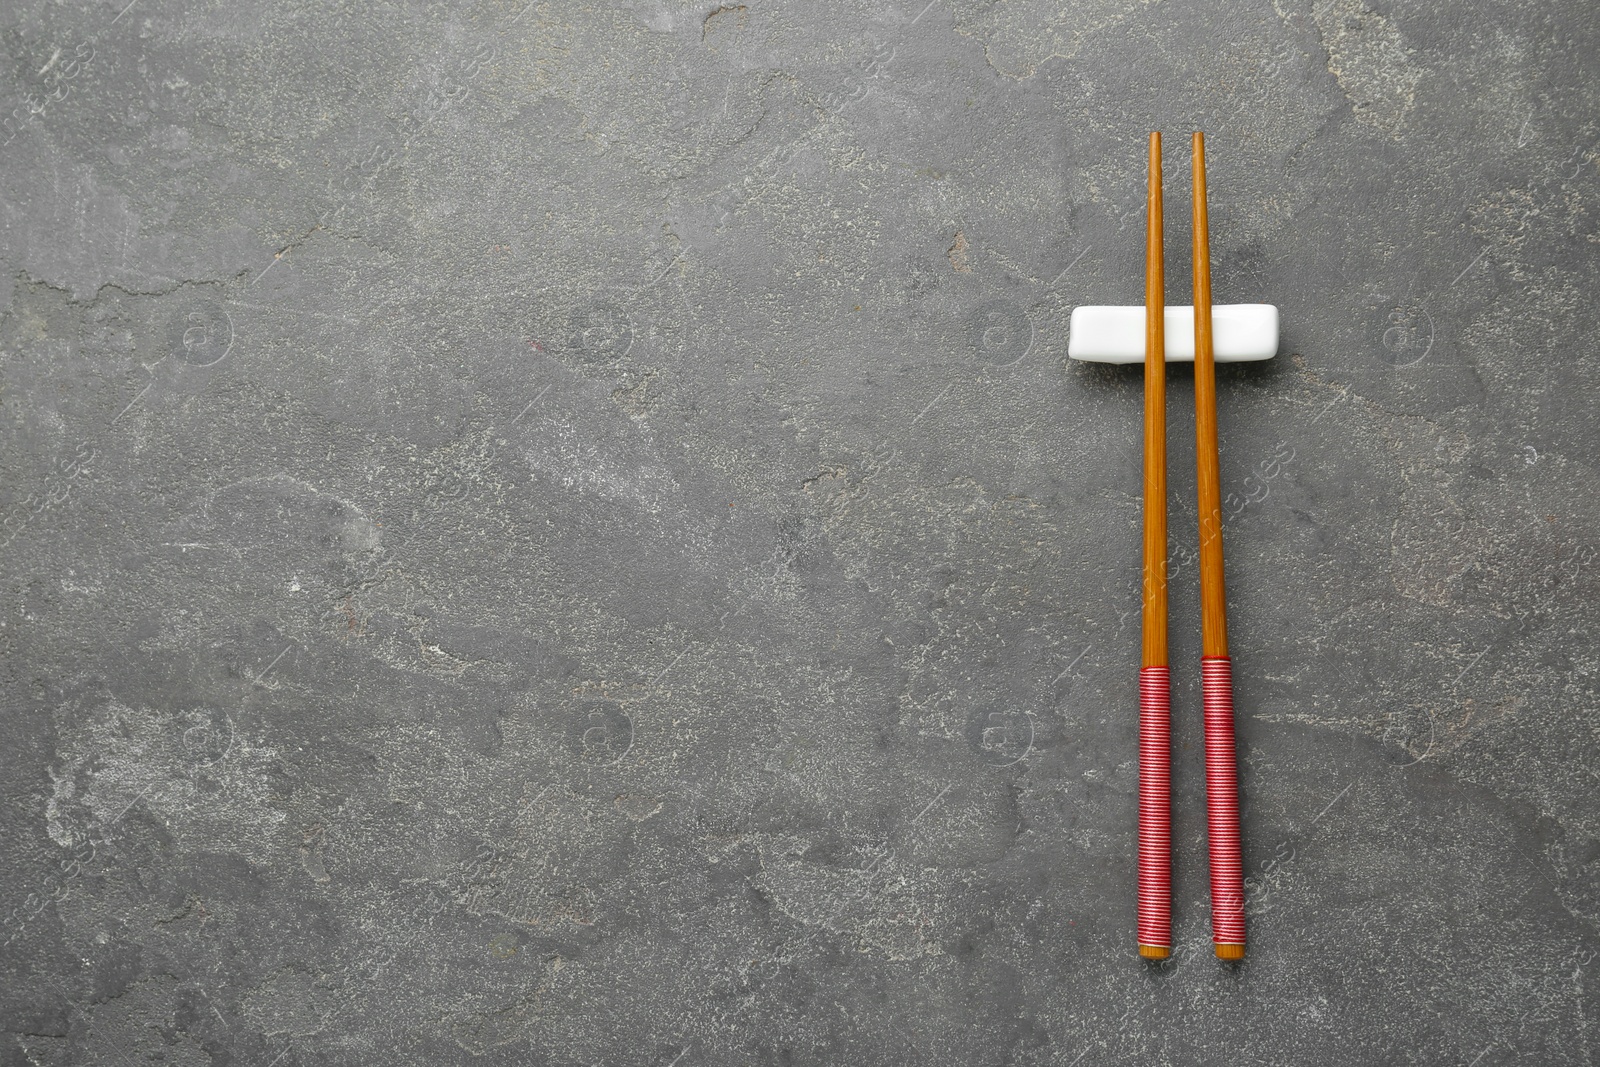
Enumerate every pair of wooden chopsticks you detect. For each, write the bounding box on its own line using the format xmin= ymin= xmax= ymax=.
xmin=1137 ymin=131 xmax=1247 ymax=962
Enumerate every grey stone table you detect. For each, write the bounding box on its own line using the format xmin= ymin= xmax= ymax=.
xmin=2 ymin=1 xmax=1596 ymax=1064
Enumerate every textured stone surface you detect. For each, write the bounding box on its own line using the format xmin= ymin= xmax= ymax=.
xmin=1 ymin=1 xmax=1597 ymax=1064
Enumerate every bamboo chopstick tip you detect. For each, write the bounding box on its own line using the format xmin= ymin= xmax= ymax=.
xmin=1215 ymin=943 xmax=1245 ymax=961
xmin=1138 ymin=945 xmax=1171 ymax=960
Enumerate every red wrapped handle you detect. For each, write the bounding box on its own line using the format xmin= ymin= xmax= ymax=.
xmin=1137 ymin=665 xmax=1172 ymax=955
xmin=1202 ymin=656 xmax=1246 ymax=952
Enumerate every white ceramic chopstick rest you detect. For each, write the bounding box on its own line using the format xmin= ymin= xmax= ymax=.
xmin=1068 ymin=304 xmax=1279 ymax=363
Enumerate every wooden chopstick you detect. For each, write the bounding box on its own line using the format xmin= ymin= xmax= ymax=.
xmin=1137 ymin=131 xmax=1173 ymax=961
xmin=1191 ymin=131 xmax=1247 ymax=961
xmin=1192 ymin=132 xmax=1226 ymax=662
